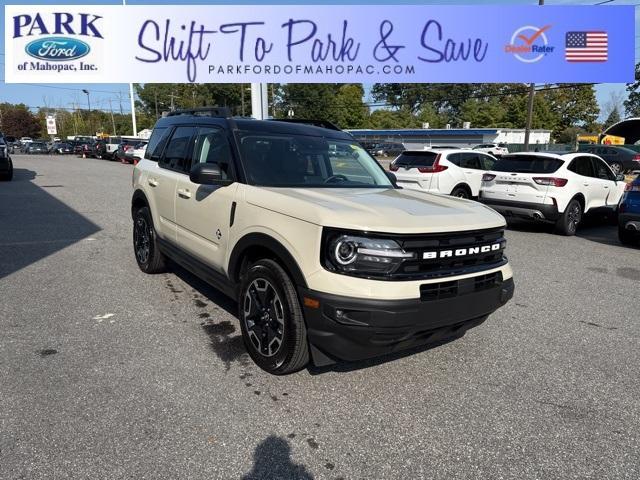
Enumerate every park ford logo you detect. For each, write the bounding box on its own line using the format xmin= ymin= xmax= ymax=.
xmin=422 ymin=242 xmax=504 ymax=260
xmin=26 ymin=37 xmax=90 ymax=61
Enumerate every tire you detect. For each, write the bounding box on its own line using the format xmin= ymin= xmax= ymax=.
xmin=609 ymin=162 xmax=623 ymax=176
xmin=238 ymin=259 xmax=309 ymax=375
xmin=450 ymin=186 xmax=470 ymax=199
xmin=0 ymin=158 xmax=13 ymax=181
xmin=554 ymin=199 xmax=582 ymax=236
xmin=132 ymin=206 xmax=166 ymax=273
xmin=619 ymin=225 xmax=635 ymax=246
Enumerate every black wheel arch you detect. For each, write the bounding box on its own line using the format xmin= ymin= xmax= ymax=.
xmin=451 ymin=183 xmax=472 ymax=197
xmin=131 ymin=189 xmax=149 ymax=220
xmin=229 ymin=233 xmax=308 ymax=289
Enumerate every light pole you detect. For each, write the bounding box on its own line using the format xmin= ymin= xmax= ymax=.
xmin=82 ymin=89 xmax=92 ymax=136
xmin=523 ymin=0 xmax=544 ymax=151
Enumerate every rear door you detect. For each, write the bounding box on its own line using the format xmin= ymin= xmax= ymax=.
xmin=482 ymin=155 xmax=563 ymax=203
xmin=591 ymin=156 xmax=624 ymax=206
xmin=152 ymin=126 xmax=196 ymax=242
xmin=457 ymin=152 xmax=488 ymax=197
xmin=567 ymin=156 xmax=602 ymax=210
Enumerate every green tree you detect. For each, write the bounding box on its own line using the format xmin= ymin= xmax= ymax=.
xmin=602 ymin=106 xmax=621 ymax=130
xmin=0 ymin=103 xmax=41 ymax=138
xmin=624 ymin=63 xmax=640 ymax=118
xmin=331 ymin=84 xmax=368 ymax=129
xmin=543 ymin=84 xmax=599 ymax=133
xmin=367 ymin=109 xmax=417 ymax=129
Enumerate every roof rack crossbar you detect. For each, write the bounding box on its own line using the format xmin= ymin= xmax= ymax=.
xmin=166 ymin=107 xmax=232 ymax=118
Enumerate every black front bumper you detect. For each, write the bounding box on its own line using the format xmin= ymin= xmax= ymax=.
xmin=300 ymin=275 xmax=514 ymax=366
xmin=479 ymin=198 xmax=560 ymax=222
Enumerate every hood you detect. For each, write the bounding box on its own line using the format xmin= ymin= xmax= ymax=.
xmin=245 ymin=187 xmax=505 ymax=234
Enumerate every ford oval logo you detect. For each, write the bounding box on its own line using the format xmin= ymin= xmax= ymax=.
xmin=25 ymin=37 xmax=90 ymax=62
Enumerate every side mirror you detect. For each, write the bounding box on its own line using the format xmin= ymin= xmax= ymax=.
xmin=189 ymin=162 xmax=232 ymax=186
xmin=386 ymin=171 xmax=400 ymax=187
xmin=616 ymin=174 xmax=625 ymax=182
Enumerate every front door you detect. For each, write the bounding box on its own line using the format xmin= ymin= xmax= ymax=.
xmin=175 ymin=126 xmax=238 ymax=272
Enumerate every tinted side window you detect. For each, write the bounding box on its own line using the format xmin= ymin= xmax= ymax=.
xmin=160 ymin=126 xmax=195 ymax=173
xmin=145 ymin=127 xmax=171 ymax=161
xmin=568 ymin=157 xmax=595 ymax=177
xmin=458 ymin=153 xmax=482 ymax=169
xmin=479 ymin=154 xmax=496 ymax=170
xmin=447 ymin=153 xmax=462 ymax=166
xmin=591 ymin=157 xmax=614 ymax=181
xmin=191 ymin=127 xmax=233 ymax=180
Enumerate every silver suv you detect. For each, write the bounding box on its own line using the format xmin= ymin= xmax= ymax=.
xmin=131 ymin=108 xmax=514 ymax=374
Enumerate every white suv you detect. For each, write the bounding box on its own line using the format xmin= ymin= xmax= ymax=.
xmin=473 ymin=143 xmax=509 ymax=157
xmin=391 ymin=149 xmax=497 ymax=198
xmin=131 ymin=108 xmax=514 ymax=374
xmin=480 ymin=152 xmax=627 ymax=235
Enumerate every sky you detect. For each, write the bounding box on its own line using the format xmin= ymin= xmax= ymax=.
xmin=0 ymin=0 xmax=638 ymax=119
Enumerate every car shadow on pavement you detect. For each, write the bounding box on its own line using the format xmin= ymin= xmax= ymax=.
xmin=0 ymin=168 xmax=101 ymax=280
xmin=242 ymin=436 xmax=314 ymax=480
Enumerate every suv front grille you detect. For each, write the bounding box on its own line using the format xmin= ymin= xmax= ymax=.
xmin=393 ymin=227 xmax=507 ymax=280
xmin=420 ymin=272 xmax=502 ymax=301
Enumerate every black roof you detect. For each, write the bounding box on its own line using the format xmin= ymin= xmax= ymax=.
xmin=155 ymin=113 xmax=353 ymax=141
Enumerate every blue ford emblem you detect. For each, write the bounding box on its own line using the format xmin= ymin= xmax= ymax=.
xmin=25 ymin=37 xmax=90 ymax=61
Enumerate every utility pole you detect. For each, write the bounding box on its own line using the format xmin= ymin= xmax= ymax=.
xmin=129 ymin=84 xmax=137 ymax=137
xmin=82 ymin=89 xmax=92 ymax=136
xmin=108 ymin=98 xmax=117 ymax=135
xmin=271 ymin=84 xmax=276 ymax=118
xmin=169 ymin=92 xmax=177 ymax=112
xmin=241 ymin=86 xmax=245 ymax=117
xmin=523 ymin=0 xmax=544 ymax=151
xmin=154 ymin=88 xmax=159 ymax=120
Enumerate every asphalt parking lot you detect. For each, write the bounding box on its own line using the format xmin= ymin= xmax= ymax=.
xmin=1 ymin=154 xmax=639 ymax=480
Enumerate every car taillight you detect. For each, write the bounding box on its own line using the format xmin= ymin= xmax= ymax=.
xmin=417 ymin=154 xmax=447 ymax=173
xmin=389 ymin=163 xmax=399 ymax=172
xmin=482 ymin=173 xmax=496 ymax=182
xmin=533 ymin=177 xmax=568 ymax=187
xmin=633 ymin=154 xmax=640 ymax=162
xmin=625 ymin=183 xmax=640 ymax=192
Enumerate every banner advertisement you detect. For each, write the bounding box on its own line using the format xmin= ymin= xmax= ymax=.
xmin=4 ymin=4 xmax=636 ymax=84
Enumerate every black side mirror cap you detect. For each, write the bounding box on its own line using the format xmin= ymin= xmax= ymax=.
xmin=189 ymin=162 xmax=233 ymax=186
xmin=616 ymin=173 xmax=626 ymax=182
xmin=386 ymin=170 xmax=400 ymax=188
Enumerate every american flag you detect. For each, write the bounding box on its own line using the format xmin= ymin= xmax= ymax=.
xmin=565 ymin=31 xmax=608 ymax=62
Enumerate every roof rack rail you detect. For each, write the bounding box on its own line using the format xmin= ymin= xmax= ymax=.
xmin=269 ymin=119 xmax=342 ymax=131
xmin=165 ymin=107 xmax=232 ymax=118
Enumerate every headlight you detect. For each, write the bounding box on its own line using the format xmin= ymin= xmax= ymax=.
xmin=323 ymin=231 xmax=415 ymax=276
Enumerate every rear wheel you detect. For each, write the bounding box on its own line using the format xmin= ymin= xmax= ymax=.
xmin=239 ymin=259 xmax=309 ymax=375
xmin=133 ymin=206 xmax=166 ymax=273
xmin=554 ymin=199 xmax=582 ymax=236
xmin=450 ymin=186 xmax=470 ymax=199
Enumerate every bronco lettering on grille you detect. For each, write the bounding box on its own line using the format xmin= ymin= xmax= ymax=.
xmin=422 ymin=242 xmax=502 ymax=260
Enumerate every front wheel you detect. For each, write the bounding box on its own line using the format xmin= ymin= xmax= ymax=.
xmin=133 ymin=206 xmax=166 ymax=273
xmin=554 ymin=199 xmax=582 ymax=236
xmin=0 ymin=159 xmax=13 ymax=181
xmin=239 ymin=259 xmax=309 ymax=375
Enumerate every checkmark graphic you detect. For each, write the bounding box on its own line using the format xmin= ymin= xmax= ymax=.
xmin=517 ymin=25 xmax=551 ymax=45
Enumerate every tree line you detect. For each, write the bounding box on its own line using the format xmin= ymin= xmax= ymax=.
xmin=2 ymin=67 xmax=640 ymax=142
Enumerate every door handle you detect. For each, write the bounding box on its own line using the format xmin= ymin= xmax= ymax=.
xmin=148 ymin=178 xmax=159 ymax=187
xmin=177 ymin=188 xmax=192 ymax=199
xmin=583 ymin=183 xmax=589 ymax=186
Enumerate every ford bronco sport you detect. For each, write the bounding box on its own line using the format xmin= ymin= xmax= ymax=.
xmin=131 ymin=108 xmax=514 ymax=374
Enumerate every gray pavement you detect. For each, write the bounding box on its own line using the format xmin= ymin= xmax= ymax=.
xmin=0 ymin=154 xmax=639 ymax=480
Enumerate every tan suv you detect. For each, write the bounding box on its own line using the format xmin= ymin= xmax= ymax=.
xmin=131 ymin=108 xmax=514 ymax=374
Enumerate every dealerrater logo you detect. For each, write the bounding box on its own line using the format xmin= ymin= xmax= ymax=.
xmin=505 ymin=25 xmax=554 ymax=63
xmin=12 ymin=13 xmax=103 ymax=73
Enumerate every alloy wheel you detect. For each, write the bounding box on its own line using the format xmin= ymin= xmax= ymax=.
xmin=567 ymin=203 xmax=581 ymax=234
xmin=243 ymin=278 xmax=285 ymax=358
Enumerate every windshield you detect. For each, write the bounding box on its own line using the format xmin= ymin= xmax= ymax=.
xmin=238 ymin=132 xmax=392 ymax=188
xmin=492 ymin=155 xmax=563 ymax=174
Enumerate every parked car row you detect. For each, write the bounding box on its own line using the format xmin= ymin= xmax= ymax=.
xmin=389 ymin=146 xmax=638 ymax=243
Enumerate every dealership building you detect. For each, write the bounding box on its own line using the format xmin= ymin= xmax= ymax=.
xmin=346 ymin=128 xmax=552 ymax=149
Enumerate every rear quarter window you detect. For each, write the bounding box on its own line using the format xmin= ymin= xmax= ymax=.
xmin=492 ymin=155 xmax=563 ymax=174
xmin=145 ymin=127 xmax=170 ymax=161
